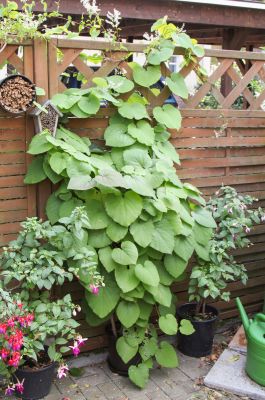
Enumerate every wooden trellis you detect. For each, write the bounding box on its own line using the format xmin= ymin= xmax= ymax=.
xmin=1 ymin=38 xmax=265 ymax=351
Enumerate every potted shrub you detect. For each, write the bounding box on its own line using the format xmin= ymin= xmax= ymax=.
xmin=177 ymin=186 xmax=265 ymax=358
xmin=0 ymin=211 xmax=103 ymax=399
xmin=23 ymin=18 xmax=216 ymax=388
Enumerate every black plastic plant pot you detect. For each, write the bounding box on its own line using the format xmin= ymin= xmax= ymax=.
xmin=14 ymin=361 xmax=56 ymax=400
xmin=106 ymin=326 xmax=141 ymax=376
xmin=0 ymin=74 xmax=36 ymax=114
xmin=176 ymin=303 xmax=219 ymax=358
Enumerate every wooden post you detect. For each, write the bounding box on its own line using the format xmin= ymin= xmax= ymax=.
xmin=33 ymin=39 xmax=52 ymax=220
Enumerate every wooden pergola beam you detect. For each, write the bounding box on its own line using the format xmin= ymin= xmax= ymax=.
xmin=16 ymin=0 xmax=265 ymax=30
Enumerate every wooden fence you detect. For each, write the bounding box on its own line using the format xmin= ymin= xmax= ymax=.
xmin=1 ymin=38 xmax=265 ymax=350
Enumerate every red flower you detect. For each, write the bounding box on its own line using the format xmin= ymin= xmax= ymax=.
xmin=0 ymin=323 xmax=7 ymax=334
xmin=1 ymin=348 xmax=9 ymax=359
xmin=8 ymin=352 xmax=20 ymax=367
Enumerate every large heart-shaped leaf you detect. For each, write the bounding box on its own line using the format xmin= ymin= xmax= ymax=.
xmin=86 ymin=199 xmax=110 ymax=229
xmin=52 ymin=93 xmax=79 ymax=110
xmin=87 ymin=229 xmax=112 ymax=248
xmin=158 ymin=314 xmax=178 ymax=335
xmin=118 ymin=102 xmax=149 ymax=120
xmin=155 ymin=341 xmax=179 ymax=368
xmin=98 ymin=246 xmax=119 ymax=273
xmin=116 ymin=336 xmax=138 ymax=364
xmin=139 ymin=337 xmax=158 ymax=361
xmin=78 ymin=93 xmax=100 ymax=115
xmin=145 ymin=284 xmax=172 ymax=307
xmin=174 ymin=235 xmax=194 ymax=261
xmin=112 ymin=241 xmax=138 ymax=265
xmin=128 ymin=121 xmax=155 ymax=146
xmin=192 ymin=208 xmax=217 ymax=228
xmin=46 ymin=193 xmax=62 ymax=224
xmin=104 ymin=190 xmax=143 ymax=227
xmin=151 ymin=218 xmax=175 ymax=254
xmin=165 ymin=72 xmax=188 ymax=99
xmin=115 ymin=265 xmax=140 ymax=293
xmin=153 ymin=104 xmax=182 ymax=130
xmin=24 ymin=156 xmax=46 ymax=184
xmin=104 ymin=123 xmax=135 ymax=147
xmin=85 ymin=274 xmax=120 ymax=318
xmin=130 ymin=220 xmax=154 ymax=248
xmin=107 ymin=75 xmax=134 ymax=93
xmin=128 ymin=363 xmax=149 ymax=389
xmin=28 ymin=132 xmax=53 ymax=154
xmin=132 ymin=64 xmax=161 ymax=87
xmin=179 ymin=319 xmax=195 ymax=335
xmin=106 ymin=221 xmax=128 ymax=242
xmin=116 ymin=301 xmax=140 ymax=328
xmin=135 ymin=261 xmax=160 ymax=287
xmin=164 ymin=254 xmax=188 ymax=278
xmin=148 ymin=47 xmax=174 ymax=65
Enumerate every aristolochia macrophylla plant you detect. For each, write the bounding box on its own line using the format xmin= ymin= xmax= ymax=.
xmin=24 ymin=17 xmax=215 ymax=388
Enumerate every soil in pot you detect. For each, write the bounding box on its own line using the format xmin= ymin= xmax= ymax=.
xmin=106 ymin=326 xmax=141 ymax=376
xmin=176 ymin=303 xmax=218 ymax=358
xmin=0 ymin=75 xmax=36 ymax=114
xmin=14 ymin=350 xmax=56 ymax=400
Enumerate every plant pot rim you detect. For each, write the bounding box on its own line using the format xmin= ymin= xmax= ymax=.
xmin=0 ymin=74 xmax=36 ymax=114
xmin=176 ymin=302 xmax=219 ymax=322
xmin=17 ymin=360 xmax=57 ymax=375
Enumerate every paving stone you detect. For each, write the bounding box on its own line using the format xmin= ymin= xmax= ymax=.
xmin=115 ymin=375 xmax=159 ymax=397
xmin=68 ymin=352 xmax=108 ymax=369
xmin=55 ymin=376 xmax=85 ymax=399
xmin=44 ymin=384 xmax=62 ymax=400
xmin=79 ymin=384 xmax=108 ymax=399
xmin=204 ymin=348 xmax=265 ymax=400
xmin=228 ymin=325 xmax=247 ymax=354
xmin=97 ymin=381 xmax=127 ymax=400
xmin=146 ymin=387 xmax=171 ymax=399
xmin=76 ymin=370 xmax=111 ymax=387
xmin=72 ymin=364 xmax=107 ymax=380
xmin=178 ymin=352 xmax=211 ymax=380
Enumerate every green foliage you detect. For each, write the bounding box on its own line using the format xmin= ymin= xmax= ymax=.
xmin=189 ymin=186 xmax=265 ymax=313
xmin=24 ymin=16 xmax=213 ymax=388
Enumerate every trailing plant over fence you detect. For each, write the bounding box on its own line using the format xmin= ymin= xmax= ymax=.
xmin=24 ymin=17 xmax=215 ymax=388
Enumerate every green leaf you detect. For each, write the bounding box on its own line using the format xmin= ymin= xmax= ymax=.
xmin=148 ymin=47 xmax=174 ymax=65
xmin=165 ymin=72 xmax=188 ymax=99
xmin=164 ymin=254 xmax=188 ymax=278
xmin=45 ymin=193 xmax=62 ymax=224
xmin=86 ymin=199 xmax=110 ymax=229
xmin=192 ymin=208 xmax=217 ymax=228
xmin=116 ymin=301 xmax=140 ymax=328
xmin=179 ymin=319 xmax=195 ymax=335
xmin=151 ymin=218 xmax=175 ymax=254
xmin=118 ymin=102 xmax=149 ymax=120
xmin=24 ymin=155 xmax=46 ymax=184
xmin=153 ymin=104 xmax=182 ymax=130
xmin=98 ymin=246 xmax=119 ymax=272
xmin=69 ymin=103 xmax=90 ymax=118
xmin=106 ymin=221 xmax=128 ymax=242
xmin=131 ymin=64 xmax=161 ymax=87
xmin=155 ymin=341 xmax=179 ymax=368
xmin=107 ymin=75 xmax=134 ymax=93
xmin=43 ymin=156 xmax=62 ymax=184
xmin=193 ymin=223 xmax=213 ymax=246
xmin=127 ymin=121 xmax=155 ymax=146
xmin=49 ymin=152 xmax=67 ymax=174
xmin=159 ymin=314 xmax=178 ymax=335
xmin=85 ymin=274 xmax=120 ymax=318
xmin=83 ymin=301 xmax=112 ymax=327
xmin=128 ymin=363 xmax=149 ymax=389
xmin=28 ymin=132 xmax=53 ymax=154
xmin=135 ymin=261 xmax=160 ymax=287
xmin=87 ymin=229 xmax=112 ymax=248
xmin=104 ymin=123 xmax=135 ymax=147
xmin=104 ymin=190 xmax=143 ymax=227
xmin=145 ymin=284 xmax=172 ymax=307
xmin=139 ymin=338 xmax=158 ymax=361
xmin=194 ymin=241 xmax=210 ymax=261
xmin=154 ymin=141 xmax=180 ymax=164
xmin=52 ymin=93 xmax=79 ymax=109
xmin=115 ymin=265 xmax=140 ymax=293
xmin=112 ymin=241 xmax=138 ymax=265
xmin=156 ymin=262 xmax=175 ymax=286
xmin=78 ymin=93 xmax=100 ymax=115
xmin=116 ymin=336 xmax=138 ymax=364
xmin=173 ymin=32 xmax=193 ymax=49
xmin=123 ymin=146 xmax=152 ymax=169
xmin=130 ymin=220 xmax=154 ymax=248
xmin=174 ymin=235 xmax=194 ymax=261
xmin=59 ymin=198 xmax=83 ymax=218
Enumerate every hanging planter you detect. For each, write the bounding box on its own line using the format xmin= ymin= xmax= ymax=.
xmin=30 ymin=100 xmax=63 ymax=136
xmin=0 ymin=74 xmax=36 ymax=114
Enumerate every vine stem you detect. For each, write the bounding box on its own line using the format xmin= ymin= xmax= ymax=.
xmin=110 ymin=315 xmax=117 ymax=338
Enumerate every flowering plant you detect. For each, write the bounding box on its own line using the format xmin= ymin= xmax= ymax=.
xmin=189 ymin=186 xmax=265 ymax=315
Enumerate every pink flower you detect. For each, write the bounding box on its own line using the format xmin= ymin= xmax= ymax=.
xmin=8 ymin=351 xmax=20 ymax=367
xmin=7 ymin=318 xmax=15 ymax=328
xmin=57 ymin=364 xmax=69 ymax=379
xmin=245 ymin=227 xmax=251 ymax=233
xmin=5 ymin=385 xmax=15 ymax=396
xmin=76 ymin=335 xmax=87 ymax=347
xmin=69 ymin=341 xmax=80 ymax=357
xmin=15 ymin=380 xmax=24 ymax=394
xmin=90 ymin=284 xmax=99 ymax=295
xmin=1 ymin=348 xmax=9 ymax=359
xmin=0 ymin=323 xmax=7 ymax=334
xmin=261 ymin=215 xmax=265 ymax=222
